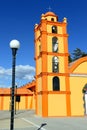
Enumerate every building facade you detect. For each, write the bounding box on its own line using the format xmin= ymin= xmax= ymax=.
xmin=34 ymin=11 xmax=87 ymax=117
xmin=0 ymin=11 xmax=87 ymax=117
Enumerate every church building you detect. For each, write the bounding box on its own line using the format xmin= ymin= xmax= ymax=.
xmin=0 ymin=11 xmax=87 ymax=117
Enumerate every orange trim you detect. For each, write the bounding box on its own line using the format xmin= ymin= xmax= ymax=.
xmin=37 ymin=72 xmax=69 ymax=78
xmin=47 ymin=52 xmax=69 ymax=56
xmin=0 ymin=94 xmax=33 ymax=96
xmin=34 ymin=23 xmax=41 ymax=31
xmin=30 ymin=96 xmax=33 ymax=109
xmin=35 ymin=52 xmax=69 ymax=60
xmin=34 ymin=35 xmax=41 ymax=43
xmin=41 ymin=31 xmax=47 ymax=35
xmin=41 ymin=38 xmax=47 ymax=52
xmin=69 ymin=57 xmax=87 ymax=73
xmin=35 ymin=93 xmax=38 ymax=114
xmin=35 ymin=77 xmax=38 ymax=114
xmin=66 ymin=94 xmax=71 ymax=116
xmin=42 ymin=92 xmax=48 ymax=117
xmin=0 ymin=96 xmax=4 ymax=110
xmin=47 ymin=21 xmax=67 ymax=26
xmin=34 ymin=33 xmax=68 ymax=42
xmin=34 ymin=20 xmax=42 ymax=115
xmin=65 ymin=76 xmax=71 ymax=116
xmin=44 ymin=12 xmax=58 ymax=18
xmin=21 ymin=81 xmax=36 ymax=89
xmin=63 ymin=36 xmax=68 ymax=53
xmin=65 ymin=57 xmax=69 ymax=73
xmin=47 ymin=33 xmax=68 ymax=37
xmin=41 ymin=75 xmax=48 ymax=117
xmin=41 ymin=20 xmax=48 ymax=116
xmin=38 ymin=91 xmax=71 ymax=95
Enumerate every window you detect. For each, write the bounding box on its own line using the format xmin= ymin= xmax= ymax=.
xmin=51 ymin=18 xmax=54 ymax=21
xmin=52 ymin=26 xmax=57 ymax=33
xmin=53 ymin=76 xmax=60 ymax=91
xmin=52 ymin=56 xmax=59 ymax=72
xmin=16 ymin=95 xmax=20 ymax=102
xmin=52 ymin=37 xmax=58 ymax=52
xmin=82 ymin=84 xmax=87 ymax=93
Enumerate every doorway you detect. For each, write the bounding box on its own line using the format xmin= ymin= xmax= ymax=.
xmin=84 ymin=92 xmax=87 ymax=115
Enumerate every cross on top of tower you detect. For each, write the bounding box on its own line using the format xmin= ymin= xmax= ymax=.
xmin=47 ymin=6 xmax=52 ymax=12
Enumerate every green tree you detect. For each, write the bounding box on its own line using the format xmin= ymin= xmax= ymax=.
xmin=68 ymin=55 xmax=73 ymax=63
xmin=71 ymin=48 xmax=87 ymax=61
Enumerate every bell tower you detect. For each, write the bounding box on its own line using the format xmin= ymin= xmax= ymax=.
xmin=34 ymin=11 xmax=71 ymax=117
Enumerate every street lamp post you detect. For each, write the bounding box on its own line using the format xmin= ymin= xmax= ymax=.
xmin=15 ymin=84 xmax=17 ymax=115
xmin=10 ymin=40 xmax=20 ymax=130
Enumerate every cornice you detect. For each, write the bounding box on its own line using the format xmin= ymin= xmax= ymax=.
xmin=36 ymin=72 xmax=69 ymax=78
xmin=34 ymin=51 xmax=69 ymax=60
xmin=37 ymin=90 xmax=71 ymax=95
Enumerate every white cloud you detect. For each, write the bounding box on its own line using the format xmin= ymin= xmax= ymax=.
xmin=16 ymin=65 xmax=35 ymax=80
xmin=0 ymin=65 xmax=35 ymax=88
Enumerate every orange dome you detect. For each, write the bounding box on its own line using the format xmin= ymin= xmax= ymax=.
xmin=44 ymin=11 xmax=57 ymax=17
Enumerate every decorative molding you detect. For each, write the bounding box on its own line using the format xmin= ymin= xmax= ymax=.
xmin=70 ymin=73 xmax=87 ymax=77
xmin=34 ymin=51 xmax=69 ymax=60
xmin=37 ymin=72 xmax=69 ymax=78
xmin=47 ymin=33 xmax=68 ymax=37
xmin=38 ymin=91 xmax=71 ymax=95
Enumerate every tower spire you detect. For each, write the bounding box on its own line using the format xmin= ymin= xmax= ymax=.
xmin=47 ymin=6 xmax=52 ymax=12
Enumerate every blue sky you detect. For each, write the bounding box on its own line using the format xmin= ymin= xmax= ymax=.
xmin=0 ymin=0 xmax=87 ymax=88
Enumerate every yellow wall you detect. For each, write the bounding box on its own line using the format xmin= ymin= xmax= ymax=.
xmin=37 ymin=58 xmax=42 ymax=75
xmin=3 ymin=96 xmax=10 ymax=110
xmin=37 ymin=77 xmax=42 ymax=91
xmin=32 ymin=95 xmax=35 ymax=109
xmin=25 ymin=96 xmax=35 ymax=110
xmin=36 ymin=41 xmax=41 ymax=57
xmin=47 ymin=36 xmax=52 ymax=52
xmin=60 ymin=76 xmax=66 ymax=91
xmin=0 ymin=96 xmax=3 ymax=110
xmin=0 ymin=95 xmax=35 ymax=111
xmin=47 ymin=55 xmax=52 ymax=72
xmin=73 ymin=62 xmax=87 ymax=73
xmin=69 ymin=59 xmax=87 ymax=116
xmin=48 ymin=94 xmax=66 ymax=116
xmin=70 ymin=77 xmax=85 ymax=116
xmin=47 ymin=25 xmax=52 ymax=33
xmin=58 ymin=37 xmax=64 ymax=52
xmin=59 ymin=57 xmax=65 ymax=73
xmin=37 ymin=95 xmax=42 ymax=116
xmin=47 ymin=76 xmax=53 ymax=91
xmin=58 ymin=26 xmax=63 ymax=34
xmin=16 ymin=96 xmax=25 ymax=110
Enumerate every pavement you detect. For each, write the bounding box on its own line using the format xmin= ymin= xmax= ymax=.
xmin=0 ymin=110 xmax=87 ymax=130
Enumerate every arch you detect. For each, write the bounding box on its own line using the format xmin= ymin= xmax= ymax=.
xmin=82 ymin=84 xmax=87 ymax=93
xmin=53 ymin=76 xmax=60 ymax=91
xmin=82 ymin=84 xmax=87 ymax=115
xmin=51 ymin=18 xmax=54 ymax=21
xmin=52 ymin=25 xmax=57 ymax=33
xmin=52 ymin=56 xmax=59 ymax=72
xmin=69 ymin=57 xmax=87 ymax=73
xmin=52 ymin=37 xmax=58 ymax=52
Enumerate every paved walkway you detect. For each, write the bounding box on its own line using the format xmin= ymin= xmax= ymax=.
xmin=0 ymin=110 xmax=87 ymax=130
